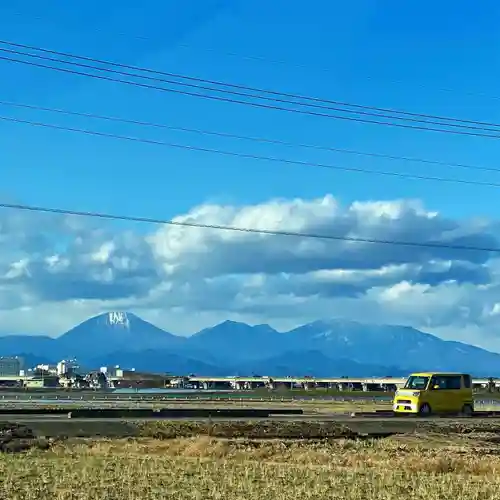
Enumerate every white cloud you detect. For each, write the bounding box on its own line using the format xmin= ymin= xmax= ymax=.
xmin=1 ymin=195 xmax=500 ymax=350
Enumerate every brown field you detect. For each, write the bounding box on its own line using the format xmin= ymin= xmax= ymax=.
xmin=2 ymin=421 xmax=500 ymax=499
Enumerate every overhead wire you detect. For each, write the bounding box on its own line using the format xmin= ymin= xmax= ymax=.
xmin=3 ymin=46 xmax=495 ymax=133
xmin=3 ymin=98 xmax=500 ymax=175
xmin=0 ymin=201 xmax=498 ymax=254
xmin=0 ymin=35 xmax=498 ymax=255
xmin=4 ymin=51 xmax=500 ymax=140
xmin=3 ymin=114 xmax=500 ymax=188
xmin=5 ymin=10 xmax=500 ymax=102
xmin=1 ymin=39 xmax=499 ymax=129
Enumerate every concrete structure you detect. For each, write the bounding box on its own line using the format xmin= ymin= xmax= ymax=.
xmin=186 ymin=376 xmax=499 ymax=391
xmin=0 ymin=357 xmax=23 ymax=377
xmin=56 ymin=359 xmax=80 ymax=376
xmin=100 ymin=365 xmax=122 ymax=377
xmin=0 ymin=373 xmax=497 ymax=391
xmin=110 ymin=369 xmax=166 ymax=389
xmin=24 ymin=377 xmax=59 ymax=388
xmin=34 ymin=364 xmax=57 ymax=375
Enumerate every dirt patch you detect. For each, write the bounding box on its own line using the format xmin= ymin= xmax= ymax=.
xmin=0 ymin=423 xmax=53 ymax=453
xmin=416 ymin=420 xmax=500 ymax=435
xmin=10 ymin=417 xmax=500 ymax=442
xmin=137 ymin=420 xmax=381 ymax=440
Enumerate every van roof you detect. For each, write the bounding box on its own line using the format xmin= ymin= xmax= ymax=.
xmin=409 ymin=372 xmax=470 ymax=377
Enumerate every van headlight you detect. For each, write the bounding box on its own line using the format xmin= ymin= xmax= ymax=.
xmin=412 ymin=392 xmax=420 ymax=397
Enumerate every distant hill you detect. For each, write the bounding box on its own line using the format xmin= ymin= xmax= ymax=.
xmin=285 ymin=319 xmax=500 ymax=375
xmin=188 ymin=320 xmax=286 ymax=362
xmin=2 ymin=313 xmax=500 ymax=376
xmin=0 ymin=336 xmax=56 ymax=359
xmin=87 ymin=349 xmax=226 ymax=376
xmin=55 ymin=311 xmax=185 ymax=358
xmin=235 ymin=350 xmax=409 ymax=378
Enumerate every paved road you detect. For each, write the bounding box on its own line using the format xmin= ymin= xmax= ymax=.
xmin=0 ymin=414 xmax=349 ymax=422
xmin=0 ymin=414 xmax=497 ymax=423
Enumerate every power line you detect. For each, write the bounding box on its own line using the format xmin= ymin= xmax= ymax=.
xmin=5 ymin=10 xmax=500 ymax=103
xmin=4 ymin=53 xmax=500 ymax=140
xmin=3 ymin=48 xmax=500 ymax=134
xmin=0 ymin=201 xmax=498 ymax=253
xmin=3 ymin=113 xmax=500 ymax=188
xmin=3 ymin=98 xmax=500 ymax=175
xmin=1 ymin=39 xmax=498 ymax=130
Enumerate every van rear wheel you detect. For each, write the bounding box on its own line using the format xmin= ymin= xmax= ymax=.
xmin=461 ymin=404 xmax=474 ymax=417
xmin=419 ymin=403 xmax=432 ymax=416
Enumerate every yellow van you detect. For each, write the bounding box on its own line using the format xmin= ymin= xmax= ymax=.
xmin=393 ymin=372 xmax=473 ymax=416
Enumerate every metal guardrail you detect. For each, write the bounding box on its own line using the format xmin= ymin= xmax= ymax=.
xmin=0 ymin=394 xmax=394 ymax=401
xmin=2 ymin=394 xmax=500 ymax=404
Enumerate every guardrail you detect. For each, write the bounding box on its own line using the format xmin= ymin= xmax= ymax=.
xmin=0 ymin=394 xmax=394 ymax=402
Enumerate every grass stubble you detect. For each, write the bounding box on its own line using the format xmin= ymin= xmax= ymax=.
xmin=2 ymin=421 xmax=500 ymax=499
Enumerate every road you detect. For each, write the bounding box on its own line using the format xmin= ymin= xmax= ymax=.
xmin=0 ymin=413 xmax=497 ymax=423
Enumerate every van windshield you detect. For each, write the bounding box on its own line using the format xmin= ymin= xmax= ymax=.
xmin=404 ymin=376 xmax=429 ymax=390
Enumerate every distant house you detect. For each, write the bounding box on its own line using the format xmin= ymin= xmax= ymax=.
xmin=0 ymin=356 xmax=23 ymax=377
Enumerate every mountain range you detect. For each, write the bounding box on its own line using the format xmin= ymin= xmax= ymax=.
xmin=1 ymin=312 xmax=500 ymax=377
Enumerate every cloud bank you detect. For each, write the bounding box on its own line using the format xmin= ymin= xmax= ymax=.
xmin=1 ymin=194 xmax=500 ymax=350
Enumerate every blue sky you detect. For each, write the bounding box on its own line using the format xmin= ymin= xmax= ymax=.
xmin=3 ymin=1 xmax=500 ymax=347
xmin=2 ymin=0 xmax=500 ymax=219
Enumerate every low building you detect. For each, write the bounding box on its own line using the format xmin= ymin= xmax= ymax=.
xmin=24 ymin=376 xmax=59 ymax=388
xmin=57 ymin=359 xmax=80 ymax=376
xmin=112 ymin=369 xmax=168 ymax=389
xmin=0 ymin=356 xmax=23 ymax=376
xmin=100 ymin=365 xmax=121 ymax=377
xmin=35 ymin=364 xmax=57 ymax=375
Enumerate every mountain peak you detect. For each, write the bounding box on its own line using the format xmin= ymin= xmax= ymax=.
xmin=99 ymin=311 xmax=133 ymax=329
xmin=55 ymin=311 xmax=181 ymax=358
xmin=199 ymin=320 xmax=277 ymax=336
xmin=3 ymin=313 xmax=500 ymax=377
xmin=217 ymin=320 xmax=249 ymax=329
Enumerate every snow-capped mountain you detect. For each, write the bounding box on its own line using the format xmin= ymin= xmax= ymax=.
xmin=1 ymin=314 xmax=500 ymax=376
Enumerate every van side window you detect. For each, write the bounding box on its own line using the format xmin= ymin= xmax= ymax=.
xmin=446 ymin=375 xmax=462 ymax=390
xmin=430 ymin=376 xmax=443 ymax=389
xmin=463 ymin=375 xmax=471 ymax=388
xmin=431 ymin=375 xmax=462 ymax=390
xmin=431 ymin=376 xmax=447 ymax=389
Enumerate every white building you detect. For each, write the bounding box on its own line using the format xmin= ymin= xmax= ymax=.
xmin=35 ymin=364 xmax=57 ymax=375
xmin=100 ymin=365 xmax=121 ymax=377
xmin=0 ymin=357 xmax=23 ymax=377
xmin=56 ymin=359 xmax=80 ymax=376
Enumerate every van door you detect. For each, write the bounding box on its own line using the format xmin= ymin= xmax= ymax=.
xmin=426 ymin=375 xmax=443 ymax=412
xmin=445 ymin=375 xmax=463 ymax=412
xmin=427 ymin=375 xmax=459 ymax=413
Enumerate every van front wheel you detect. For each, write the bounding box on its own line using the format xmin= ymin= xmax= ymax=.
xmin=419 ymin=403 xmax=432 ymax=416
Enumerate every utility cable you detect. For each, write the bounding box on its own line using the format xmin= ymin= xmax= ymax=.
xmin=3 ymin=98 xmax=500 ymax=174
xmin=0 ymin=201 xmax=498 ymax=254
xmin=4 ymin=11 xmax=500 ymax=102
xmin=3 ymin=46 xmax=499 ymax=133
xmin=3 ymin=114 xmax=500 ymax=188
xmin=3 ymin=52 xmax=500 ymax=140
xmin=1 ymin=39 xmax=498 ymax=129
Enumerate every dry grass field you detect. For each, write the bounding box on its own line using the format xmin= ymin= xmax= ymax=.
xmin=2 ymin=424 xmax=500 ymax=499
